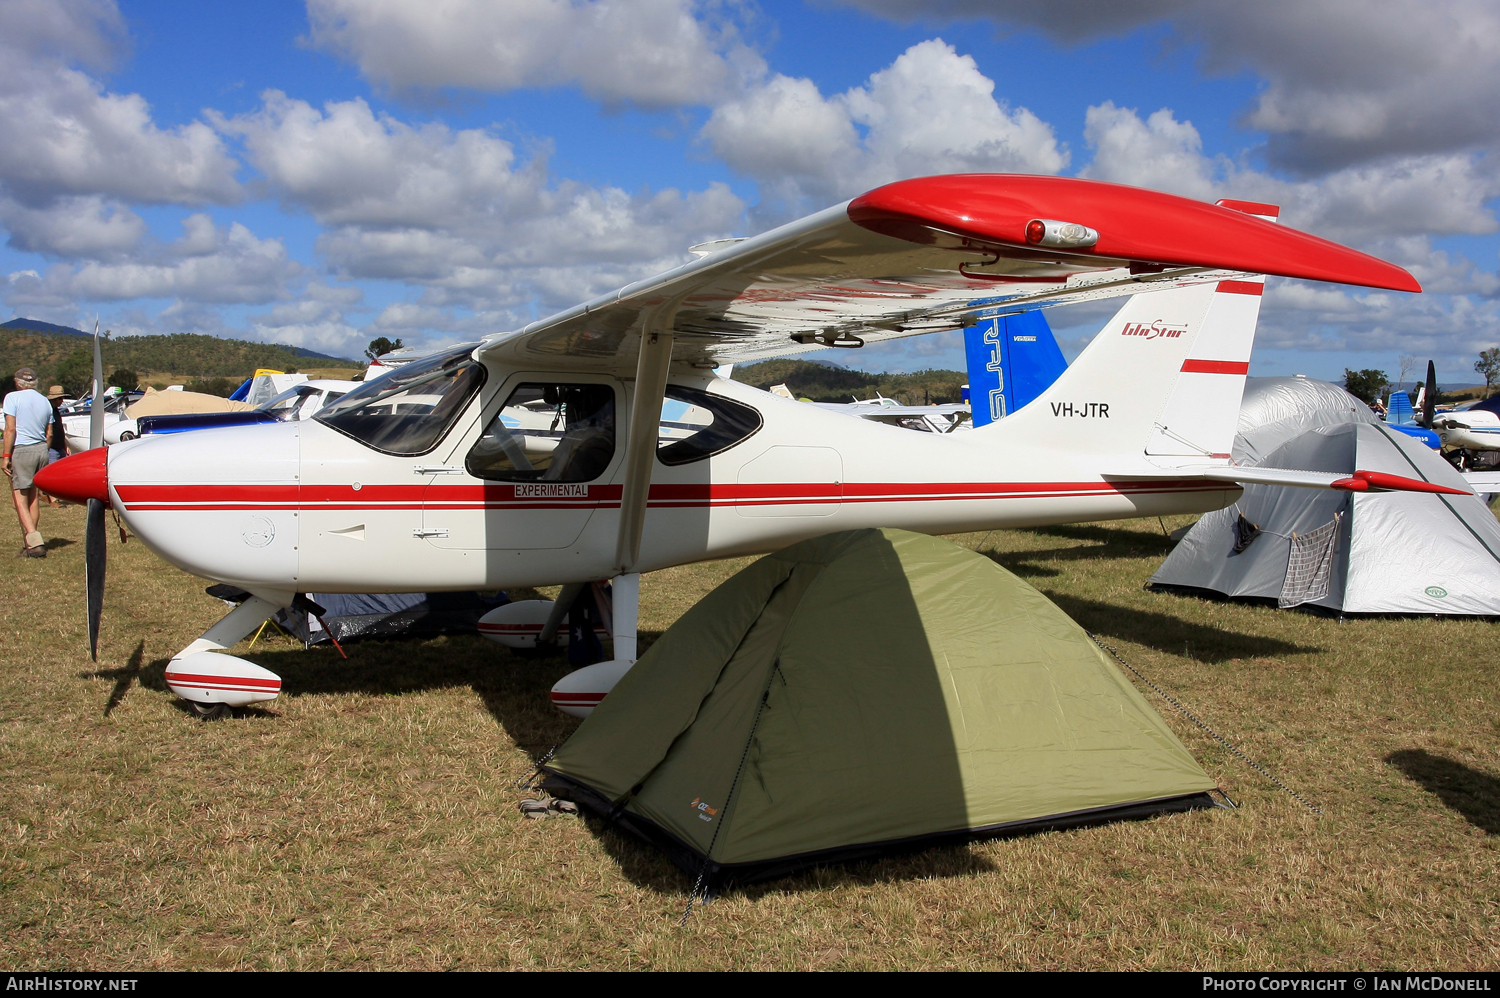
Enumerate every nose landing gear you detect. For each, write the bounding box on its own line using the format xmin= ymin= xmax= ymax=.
xmin=164 ymin=592 xmax=292 ymax=719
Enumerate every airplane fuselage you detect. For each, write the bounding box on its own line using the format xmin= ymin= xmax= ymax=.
xmin=105 ymin=364 xmax=1238 ymax=595
xmin=1437 ymin=409 xmax=1500 ymax=453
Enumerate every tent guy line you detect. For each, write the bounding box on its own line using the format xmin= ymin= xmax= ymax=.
xmin=1089 ymin=635 xmax=1321 ymax=815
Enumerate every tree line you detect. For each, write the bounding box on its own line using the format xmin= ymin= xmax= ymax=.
xmin=1344 ymin=347 xmax=1500 ymax=404
xmin=0 ymin=329 xmax=360 ymax=398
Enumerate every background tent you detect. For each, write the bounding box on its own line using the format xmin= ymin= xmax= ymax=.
xmin=271 ymin=591 xmax=504 ymax=646
xmin=544 ymin=528 xmax=1216 ymax=887
xmin=125 ymin=388 xmax=254 ymax=418
xmin=1151 ymin=377 xmax=1500 ymax=615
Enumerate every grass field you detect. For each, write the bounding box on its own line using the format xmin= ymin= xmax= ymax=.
xmin=2 ymin=503 xmax=1497 ymax=970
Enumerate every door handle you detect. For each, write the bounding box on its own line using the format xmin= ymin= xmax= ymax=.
xmin=414 ymin=465 xmax=464 ymax=475
xmin=412 ymin=528 xmax=449 ymax=538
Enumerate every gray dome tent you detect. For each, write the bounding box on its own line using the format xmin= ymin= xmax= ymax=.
xmin=1151 ymin=377 xmax=1500 ymax=615
xmin=543 ymin=528 xmax=1217 ymax=887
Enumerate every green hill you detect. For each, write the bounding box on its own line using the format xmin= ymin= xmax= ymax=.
xmin=733 ymin=359 xmax=966 ymax=405
xmin=0 ymin=317 xmax=90 ymax=338
xmin=0 ymin=329 xmax=360 ymax=397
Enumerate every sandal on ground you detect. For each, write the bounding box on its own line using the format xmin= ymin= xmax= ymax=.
xmin=518 ymin=798 xmax=552 ymax=819
xmin=24 ymin=546 xmax=47 ymax=558
xmin=548 ymin=799 xmax=579 ymax=815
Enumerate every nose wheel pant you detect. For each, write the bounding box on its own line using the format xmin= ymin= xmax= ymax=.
xmin=166 ymin=593 xmax=293 ymax=714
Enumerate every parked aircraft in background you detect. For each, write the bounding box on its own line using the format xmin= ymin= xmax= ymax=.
xmin=774 ymin=306 xmax=1071 ymax=434
xmin=787 ymin=388 xmax=973 ymax=433
xmin=62 ymin=389 xmax=142 ymax=452
xmin=38 ymin=174 xmax=1453 ymax=720
xmin=1436 ymin=396 xmax=1500 ymax=464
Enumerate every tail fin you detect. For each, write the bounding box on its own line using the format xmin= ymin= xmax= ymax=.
xmin=988 ymin=200 xmax=1274 ymax=465
xmin=962 ymin=310 xmax=1068 ymax=426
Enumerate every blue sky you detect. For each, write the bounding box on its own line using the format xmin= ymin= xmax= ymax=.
xmin=1 ymin=0 xmax=1497 ymax=388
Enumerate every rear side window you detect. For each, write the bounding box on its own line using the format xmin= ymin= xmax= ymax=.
xmin=657 ymin=385 xmax=762 ymax=466
xmin=314 ymin=347 xmax=484 ymax=456
xmin=466 ymin=382 xmax=616 ymax=482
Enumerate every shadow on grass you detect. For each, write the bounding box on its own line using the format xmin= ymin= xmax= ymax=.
xmin=1043 ymin=592 xmax=1323 ymax=663
xmin=80 ymin=640 xmax=149 ymax=715
xmin=977 ymin=524 xmax=1176 ymax=579
xmin=1031 ymin=523 xmax=1177 ymax=553
xmin=1386 ymin=749 xmax=1500 ymax=835
xmin=578 ymin=814 xmax=997 ymax=898
xmin=232 ymin=634 xmax=591 ymax=755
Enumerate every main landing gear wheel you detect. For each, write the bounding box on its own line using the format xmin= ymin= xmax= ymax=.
xmin=184 ymin=700 xmax=229 ymax=721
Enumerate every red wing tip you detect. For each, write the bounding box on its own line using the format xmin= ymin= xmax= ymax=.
xmin=847 ymin=174 xmax=1424 ymax=295
xmin=1351 ymin=470 xmax=1470 ymax=495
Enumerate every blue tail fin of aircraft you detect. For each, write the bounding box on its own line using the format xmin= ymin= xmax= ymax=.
xmin=1387 ymin=390 xmax=1415 ymax=425
xmin=962 ymin=310 xmax=1068 ymax=427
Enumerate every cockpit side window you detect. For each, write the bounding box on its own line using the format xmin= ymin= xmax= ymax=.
xmin=314 ymin=347 xmax=484 ymax=456
xmin=466 ymin=382 xmax=616 ymax=482
xmin=656 ymin=385 xmax=762 ymax=466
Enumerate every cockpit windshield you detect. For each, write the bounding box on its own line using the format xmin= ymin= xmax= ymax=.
xmin=314 ymin=346 xmax=484 ymax=456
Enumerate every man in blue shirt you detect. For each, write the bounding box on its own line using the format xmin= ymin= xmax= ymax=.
xmin=3 ymin=368 xmax=57 ymax=557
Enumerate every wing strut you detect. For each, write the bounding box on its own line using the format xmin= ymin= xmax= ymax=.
xmin=547 ymin=315 xmax=676 ymax=715
xmin=614 ymin=320 xmax=675 ymax=575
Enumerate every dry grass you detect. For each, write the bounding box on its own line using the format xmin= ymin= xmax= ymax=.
xmin=2 ymin=504 xmax=1498 ymax=970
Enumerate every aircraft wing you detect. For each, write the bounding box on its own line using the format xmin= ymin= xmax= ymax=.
xmin=1462 ymin=470 xmax=1500 ymax=490
xmin=828 ymin=404 xmax=971 ymax=425
xmin=475 ymin=174 xmax=1419 ymax=373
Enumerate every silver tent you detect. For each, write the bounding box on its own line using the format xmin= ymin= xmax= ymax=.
xmin=1150 ymin=377 xmax=1500 ymax=615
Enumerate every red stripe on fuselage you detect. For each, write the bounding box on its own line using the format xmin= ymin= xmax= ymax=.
xmin=117 ymin=479 xmax=1229 ymax=513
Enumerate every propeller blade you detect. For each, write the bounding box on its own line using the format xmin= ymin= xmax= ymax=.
xmin=1423 ymin=360 xmax=1437 ymax=429
xmin=86 ymin=497 xmax=106 ymax=661
xmin=88 ymin=320 xmax=105 ymax=450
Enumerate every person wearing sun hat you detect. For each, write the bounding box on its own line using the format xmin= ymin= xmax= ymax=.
xmin=2 ymin=368 xmax=54 ymax=557
xmin=43 ymin=385 xmax=68 ymax=507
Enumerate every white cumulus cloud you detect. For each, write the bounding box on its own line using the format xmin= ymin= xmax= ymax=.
xmin=222 ymin=90 xmax=747 ymax=315
xmin=703 ymin=39 xmax=1066 ymax=220
xmin=4 ymin=215 xmax=304 ymax=309
xmin=836 ymin=0 xmax=1500 ymax=172
xmin=304 ymin=0 xmax=755 ymax=106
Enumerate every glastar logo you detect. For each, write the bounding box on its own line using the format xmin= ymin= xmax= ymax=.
xmin=1121 ymin=320 xmax=1188 ymax=340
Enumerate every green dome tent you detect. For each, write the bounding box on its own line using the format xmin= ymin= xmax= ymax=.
xmin=543 ymin=528 xmax=1217 ymax=886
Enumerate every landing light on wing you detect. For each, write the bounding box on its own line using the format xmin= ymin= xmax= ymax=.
xmin=1026 ymin=218 xmax=1099 ymax=249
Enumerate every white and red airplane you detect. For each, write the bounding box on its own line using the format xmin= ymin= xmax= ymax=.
xmin=37 ymin=174 xmax=1460 ymax=718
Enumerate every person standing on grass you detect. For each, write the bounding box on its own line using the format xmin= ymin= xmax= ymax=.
xmin=2 ymin=368 xmax=55 ymax=558
xmin=43 ymin=385 xmax=68 ymax=507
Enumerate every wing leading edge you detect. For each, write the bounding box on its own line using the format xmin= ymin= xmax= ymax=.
xmin=477 ymin=174 xmax=1419 ymax=374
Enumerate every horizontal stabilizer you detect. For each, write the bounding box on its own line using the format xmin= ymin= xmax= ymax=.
xmin=1109 ymin=465 xmax=1472 ymax=495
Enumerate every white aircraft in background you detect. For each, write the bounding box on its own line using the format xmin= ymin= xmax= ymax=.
xmin=1435 ymin=396 xmax=1500 ymax=463
xmin=61 ymin=388 xmax=134 ymax=452
xmin=770 ymin=385 xmax=972 ymax=433
xmin=38 ymin=174 xmax=1456 ymax=719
